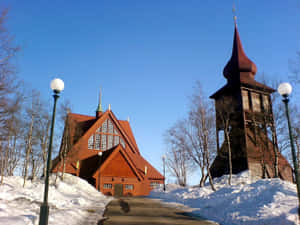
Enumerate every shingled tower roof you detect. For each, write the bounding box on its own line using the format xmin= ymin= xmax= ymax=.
xmin=223 ymin=23 xmax=257 ymax=82
xmin=210 ymin=23 xmax=274 ymax=99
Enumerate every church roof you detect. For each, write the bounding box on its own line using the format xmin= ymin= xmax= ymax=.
xmin=67 ymin=113 xmax=96 ymax=145
xmin=119 ymin=120 xmax=139 ymax=154
xmin=52 ymin=109 xmax=164 ymax=181
xmin=210 ymin=78 xmax=275 ymax=99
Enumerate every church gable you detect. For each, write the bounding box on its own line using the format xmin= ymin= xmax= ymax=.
xmin=101 ymin=150 xmax=137 ymax=178
xmin=76 ymin=110 xmax=140 ymax=157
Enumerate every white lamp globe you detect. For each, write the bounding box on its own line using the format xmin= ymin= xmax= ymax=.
xmin=50 ymin=78 xmax=64 ymax=93
xmin=278 ymin=82 xmax=292 ymax=97
xmin=98 ymin=152 xmax=103 ymax=156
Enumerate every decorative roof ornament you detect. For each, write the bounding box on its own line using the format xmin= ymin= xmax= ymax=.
xmin=96 ymin=87 xmax=103 ymax=113
xmin=232 ymin=1 xmax=237 ymax=25
xmin=108 ymin=104 xmax=111 ymax=111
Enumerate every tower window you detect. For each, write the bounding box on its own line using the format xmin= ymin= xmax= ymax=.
xmin=251 ymin=92 xmax=261 ymax=112
xmin=263 ymin=95 xmax=269 ymax=112
xmin=242 ymin=90 xmax=249 ymax=110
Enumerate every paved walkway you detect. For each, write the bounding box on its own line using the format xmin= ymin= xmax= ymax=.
xmin=100 ymin=197 xmax=218 ymax=225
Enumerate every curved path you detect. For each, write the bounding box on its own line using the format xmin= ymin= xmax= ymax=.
xmin=100 ymin=197 xmax=218 ymax=225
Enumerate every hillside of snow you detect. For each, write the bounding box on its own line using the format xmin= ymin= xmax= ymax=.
xmin=0 ymin=174 xmax=112 ymax=225
xmin=150 ymin=171 xmax=299 ymax=225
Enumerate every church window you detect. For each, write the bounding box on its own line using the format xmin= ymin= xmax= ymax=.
xmin=108 ymin=135 xmax=113 ymax=149
xmin=251 ymin=92 xmax=261 ymax=112
xmin=108 ymin=120 xmax=114 ymax=133
xmin=95 ymin=134 xmax=101 ymax=150
xmin=120 ymin=138 xmax=125 ymax=148
xmin=101 ymin=134 xmax=107 ymax=150
xmin=88 ymin=119 xmax=126 ymax=150
xmin=88 ymin=135 xmax=94 ymax=149
xmin=114 ymin=136 xmax=120 ymax=146
xmin=242 ymin=90 xmax=249 ymax=110
xmin=103 ymin=183 xmax=112 ymax=189
xmin=125 ymin=184 xmax=134 ymax=190
xmin=150 ymin=182 xmax=160 ymax=188
xmin=102 ymin=120 xmax=108 ymax=133
xmin=263 ymin=95 xmax=269 ymax=112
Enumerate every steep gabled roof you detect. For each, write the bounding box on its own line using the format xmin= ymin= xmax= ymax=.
xmin=92 ymin=144 xmax=164 ymax=181
xmin=123 ymin=148 xmax=164 ymax=180
xmin=94 ymin=144 xmax=144 ymax=181
xmin=119 ymin=120 xmax=140 ymax=154
xmin=64 ymin=110 xmax=140 ymax=156
xmin=67 ymin=113 xmax=96 ymax=145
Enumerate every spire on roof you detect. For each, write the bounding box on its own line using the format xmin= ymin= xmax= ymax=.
xmin=96 ymin=87 xmax=103 ymax=118
xmin=232 ymin=1 xmax=237 ymax=25
xmin=223 ymin=21 xmax=257 ymax=82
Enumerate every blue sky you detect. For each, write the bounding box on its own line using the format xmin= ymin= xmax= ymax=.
xmin=3 ymin=1 xmax=300 ymax=184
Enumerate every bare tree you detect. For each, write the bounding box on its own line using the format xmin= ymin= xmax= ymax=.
xmin=55 ymin=101 xmax=72 ymax=181
xmin=215 ymin=96 xmax=234 ymax=185
xmin=22 ymin=91 xmax=42 ymax=186
xmin=0 ymin=9 xmax=20 ymax=184
xmin=164 ymin=82 xmax=216 ymax=190
xmin=0 ymin=93 xmax=23 ymax=182
xmin=289 ymin=51 xmax=300 ymax=85
xmin=186 ymin=83 xmax=216 ymax=189
xmin=164 ymin=139 xmax=191 ymax=187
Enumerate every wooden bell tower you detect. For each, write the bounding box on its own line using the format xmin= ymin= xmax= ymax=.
xmin=209 ymin=23 xmax=293 ymax=181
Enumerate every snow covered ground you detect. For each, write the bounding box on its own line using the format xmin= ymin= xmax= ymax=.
xmin=0 ymin=172 xmax=298 ymax=225
xmin=150 ymin=171 xmax=299 ymax=225
xmin=0 ymin=174 xmax=112 ymax=225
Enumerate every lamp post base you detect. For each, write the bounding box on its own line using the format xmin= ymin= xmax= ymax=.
xmin=39 ymin=203 xmax=49 ymax=225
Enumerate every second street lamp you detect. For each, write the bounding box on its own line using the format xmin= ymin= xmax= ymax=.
xmin=162 ymin=155 xmax=166 ymax=191
xmin=278 ymin=82 xmax=300 ymax=217
xmin=39 ymin=78 xmax=64 ymax=225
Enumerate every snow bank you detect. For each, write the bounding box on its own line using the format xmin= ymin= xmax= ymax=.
xmin=0 ymin=174 xmax=112 ymax=225
xmin=150 ymin=171 xmax=299 ymax=225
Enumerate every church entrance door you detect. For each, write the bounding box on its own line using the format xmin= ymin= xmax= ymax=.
xmin=114 ymin=184 xmax=123 ymax=197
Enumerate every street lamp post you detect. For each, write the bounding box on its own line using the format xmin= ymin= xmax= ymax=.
xmin=162 ymin=155 xmax=166 ymax=191
xmin=39 ymin=78 xmax=64 ymax=225
xmin=98 ymin=151 xmax=103 ymax=192
xmin=278 ymin=82 xmax=300 ymax=217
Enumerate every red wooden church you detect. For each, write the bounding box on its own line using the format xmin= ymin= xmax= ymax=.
xmin=52 ymin=96 xmax=164 ymax=196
